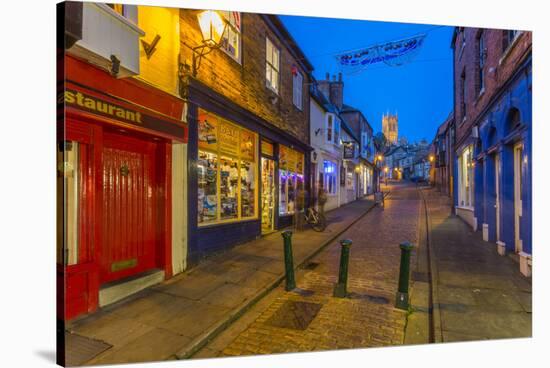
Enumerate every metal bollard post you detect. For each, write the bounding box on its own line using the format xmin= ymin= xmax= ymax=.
xmin=333 ymin=239 xmax=353 ymax=298
xmin=395 ymin=241 xmax=415 ymax=310
xmin=281 ymin=230 xmax=296 ymax=291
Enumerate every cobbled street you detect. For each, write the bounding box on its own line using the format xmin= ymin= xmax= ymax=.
xmin=195 ymin=182 xmax=422 ymax=357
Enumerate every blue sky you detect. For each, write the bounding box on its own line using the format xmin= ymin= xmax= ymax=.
xmin=279 ymin=15 xmax=454 ymax=143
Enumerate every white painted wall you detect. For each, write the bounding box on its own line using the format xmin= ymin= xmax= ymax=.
xmin=171 ymin=142 xmax=187 ymax=274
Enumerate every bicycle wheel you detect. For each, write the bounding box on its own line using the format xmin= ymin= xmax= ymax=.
xmin=312 ymin=213 xmax=327 ymax=232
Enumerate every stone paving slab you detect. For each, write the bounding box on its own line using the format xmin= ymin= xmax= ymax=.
xmin=422 ymin=188 xmax=532 ymax=343
xmin=65 ymin=196 xmax=377 ymax=365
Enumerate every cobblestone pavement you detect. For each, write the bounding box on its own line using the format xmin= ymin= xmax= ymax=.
xmin=195 ymin=182 xmax=422 ymax=358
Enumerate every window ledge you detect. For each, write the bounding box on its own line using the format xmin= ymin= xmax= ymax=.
xmin=455 ymin=205 xmax=474 ymax=212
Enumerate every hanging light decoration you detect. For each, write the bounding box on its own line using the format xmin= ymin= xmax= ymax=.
xmin=335 ymin=34 xmax=427 ymax=73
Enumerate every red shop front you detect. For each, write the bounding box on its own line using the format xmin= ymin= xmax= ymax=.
xmin=58 ymin=56 xmax=187 ymax=320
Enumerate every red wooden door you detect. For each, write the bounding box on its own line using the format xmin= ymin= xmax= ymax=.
xmin=101 ymin=133 xmax=158 ymax=283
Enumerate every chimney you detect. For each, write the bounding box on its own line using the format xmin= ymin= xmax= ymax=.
xmin=329 ymin=73 xmax=344 ymax=110
xmin=325 ymin=72 xmax=330 ymax=80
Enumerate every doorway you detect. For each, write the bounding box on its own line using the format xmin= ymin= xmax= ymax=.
xmin=261 ymin=157 xmax=276 ymax=234
xmin=514 ymin=143 xmax=523 ymax=253
xmin=101 ymin=132 xmax=159 ymax=283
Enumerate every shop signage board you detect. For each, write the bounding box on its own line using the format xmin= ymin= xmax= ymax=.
xmin=63 ymin=88 xmax=186 ymax=140
xmin=261 ymin=140 xmax=274 ymax=157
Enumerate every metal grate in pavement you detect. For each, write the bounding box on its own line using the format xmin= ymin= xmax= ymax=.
xmin=64 ymin=331 xmax=112 ymax=367
xmin=266 ymin=300 xmax=322 ymax=330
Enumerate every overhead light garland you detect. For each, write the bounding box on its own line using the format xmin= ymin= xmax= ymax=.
xmin=335 ymin=34 xmax=426 ymax=73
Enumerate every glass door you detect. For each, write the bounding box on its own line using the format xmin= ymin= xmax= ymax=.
xmin=261 ymin=157 xmax=275 ymax=234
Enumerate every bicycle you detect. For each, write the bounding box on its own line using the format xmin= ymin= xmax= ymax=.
xmin=304 ymin=207 xmax=327 ymax=232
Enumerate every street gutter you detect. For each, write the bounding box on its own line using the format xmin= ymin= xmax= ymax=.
xmin=176 ymin=196 xmax=383 ymax=360
xmin=419 ymin=188 xmax=444 ymax=343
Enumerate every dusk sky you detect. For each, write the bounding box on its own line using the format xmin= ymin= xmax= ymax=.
xmin=279 ymin=15 xmax=455 ymax=143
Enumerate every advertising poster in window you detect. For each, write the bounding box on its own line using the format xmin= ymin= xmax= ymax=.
xmin=198 ymin=112 xmax=218 ymax=151
xmin=219 ymin=120 xmax=239 ymax=156
xmin=240 ymin=129 xmax=255 ymax=161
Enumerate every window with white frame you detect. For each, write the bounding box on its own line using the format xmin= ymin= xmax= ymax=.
xmin=265 ymin=37 xmax=280 ymax=93
xmin=458 ymin=145 xmax=474 ymax=208
xmin=219 ymin=11 xmax=241 ymax=63
xmin=292 ymin=70 xmax=303 ymax=110
xmin=327 ymin=115 xmax=333 ymax=143
xmin=323 ymin=160 xmax=337 ymax=195
xmin=334 ymin=119 xmax=340 ymax=145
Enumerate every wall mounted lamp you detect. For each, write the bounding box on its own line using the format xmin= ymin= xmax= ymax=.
xmin=192 ymin=10 xmax=227 ymax=76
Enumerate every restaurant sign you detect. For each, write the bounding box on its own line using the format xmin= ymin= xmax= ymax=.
xmin=62 ymin=88 xmax=186 ymax=140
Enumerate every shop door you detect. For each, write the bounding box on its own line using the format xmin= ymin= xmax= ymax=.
xmin=101 ymin=133 xmax=158 ymax=283
xmin=514 ymin=143 xmax=523 ymax=253
xmin=261 ymin=157 xmax=275 ymax=234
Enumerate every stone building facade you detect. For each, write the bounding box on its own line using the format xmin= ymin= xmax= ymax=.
xmin=178 ymin=10 xmax=314 ymax=264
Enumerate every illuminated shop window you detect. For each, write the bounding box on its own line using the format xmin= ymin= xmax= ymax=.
xmin=197 ymin=109 xmax=258 ymax=225
xmin=323 ymin=160 xmax=337 ymax=195
xmin=458 ymin=145 xmax=474 ymax=208
xmin=57 ymin=141 xmax=79 ymax=265
xmin=279 ymin=145 xmax=304 ymax=215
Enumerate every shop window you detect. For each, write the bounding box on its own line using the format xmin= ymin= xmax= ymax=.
xmin=323 ymin=160 xmax=337 ymax=195
xmin=292 ymin=70 xmax=303 ymax=110
xmin=266 ymin=37 xmax=280 ymax=94
xmin=346 ymin=169 xmax=354 ymax=189
xmin=458 ymin=145 xmax=474 ymax=208
xmin=197 ymin=109 xmax=258 ymax=225
xmin=219 ymin=11 xmax=241 ymax=63
xmin=279 ymin=145 xmax=304 ymax=216
xmin=240 ymin=160 xmax=255 ymax=217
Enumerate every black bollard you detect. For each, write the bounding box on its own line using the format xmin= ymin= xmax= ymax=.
xmin=395 ymin=241 xmax=414 ymax=310
xmin=333 ymin=239 xmax=353 ymax=298
xmin=281 ymin=230 xmax=296 ymax=291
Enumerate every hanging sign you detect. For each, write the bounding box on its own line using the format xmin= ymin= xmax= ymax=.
xmin=343 ymin=142 xmax=355 ymax=159
xmin=336 ymin=34 xmax=426 ymax=69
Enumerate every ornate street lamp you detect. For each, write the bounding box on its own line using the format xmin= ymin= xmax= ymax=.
xmin=192 ymin=10 xmax=227 ymax=76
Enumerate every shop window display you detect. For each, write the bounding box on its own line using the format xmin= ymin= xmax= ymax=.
xmin=197 ymin=109 xmax=258 ymax=225
xmin=279 ymin=145 xmax=304 ymax=216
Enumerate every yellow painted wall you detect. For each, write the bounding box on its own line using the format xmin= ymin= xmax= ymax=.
xmin=135 ymin=6 xmax=180 ymax=96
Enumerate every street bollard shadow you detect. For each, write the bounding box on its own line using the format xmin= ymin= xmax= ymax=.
xmin=347 ymin=292 xmax=390 ymax=304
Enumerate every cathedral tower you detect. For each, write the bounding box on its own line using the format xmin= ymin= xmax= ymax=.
xmin=382 ymin=112 xmax=398 ymax=145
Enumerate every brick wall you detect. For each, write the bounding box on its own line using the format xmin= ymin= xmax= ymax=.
xmin=179 ymin=10 xmax=311 ymax=143
xmin=453 ymin=27 xmax=532 ymax=147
